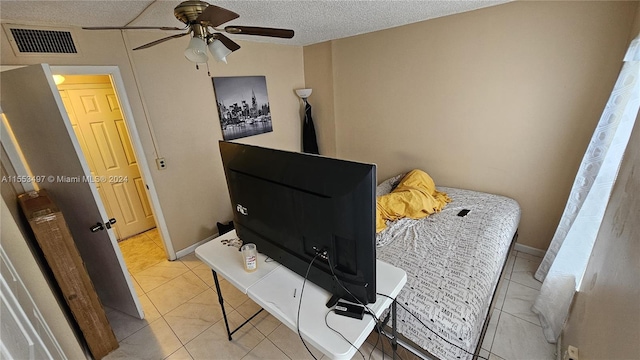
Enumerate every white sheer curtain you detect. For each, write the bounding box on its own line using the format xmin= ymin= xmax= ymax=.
xmin=532 ymin=34 xmax=640 ymax=343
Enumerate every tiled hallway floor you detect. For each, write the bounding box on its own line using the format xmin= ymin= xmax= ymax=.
xmin=105 ymin=236 xmax=556 ymax=360
xmin=118 ymin=228 xmax=167 ymax=274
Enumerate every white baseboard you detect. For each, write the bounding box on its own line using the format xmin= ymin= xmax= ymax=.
xmin=514 ymin=243 xmax=546 ymax=258
xmin=175 ymin=233 xmax=219 ymax=259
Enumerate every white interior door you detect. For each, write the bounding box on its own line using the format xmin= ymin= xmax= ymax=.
xmin=0 ymin=64 xmax=143 ymax=318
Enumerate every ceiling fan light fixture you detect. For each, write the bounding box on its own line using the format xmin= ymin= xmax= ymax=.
xmin=208 ymin=39 xmax=232 ymax=64
xmin=84 ymin=1 xmax=294 ymax=67
xmin=184 ymin=36 xmax=208 ymax=63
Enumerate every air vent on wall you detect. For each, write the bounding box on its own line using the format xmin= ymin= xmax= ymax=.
xmin=3 ymin=24 xmax=80 ymax=57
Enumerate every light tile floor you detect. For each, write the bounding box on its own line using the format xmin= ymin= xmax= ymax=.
xmin=105 ymin=234 xmax=555 ymax=360
xmin=481 ymin=251 xmax=557 ymax=360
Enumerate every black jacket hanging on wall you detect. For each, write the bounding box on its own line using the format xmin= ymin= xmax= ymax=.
xmin=303 ymin=100 xmax=319 ymax=154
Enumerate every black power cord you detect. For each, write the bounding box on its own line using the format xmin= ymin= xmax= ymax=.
xmin=299 ymin=250 xmax=373 ymax=359
xmin=324 ymin=309 xmax=367 ymax=360
xmin=326 ymin=257 xmax=384 ymax=356
xmin=376 ymin=293 xmax=489 ymax=360
xmin=326 ymin=256 xmax=411 ymax=360
xmin=297 ymin=253 xmax=321 ymax=360
xmin=297 ymin=252 xmax=405 ymax=360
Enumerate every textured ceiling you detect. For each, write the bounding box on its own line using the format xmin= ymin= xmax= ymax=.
xmin=0 ymin=0 xmax=510 ymax=46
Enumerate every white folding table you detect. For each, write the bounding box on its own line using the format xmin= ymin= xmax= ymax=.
xmin=195 ymin=230 xmax=407 ymax=360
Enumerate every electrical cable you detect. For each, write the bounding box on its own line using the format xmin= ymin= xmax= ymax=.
xmin=326 ymin=255 xmax=384 ymax=360
xmin=377 ymin=320 xmax=386 ymax=360
xmin=324 ymin=309 xmax=367 ymax=360
xmin=125 ymin=0 xmax=158 ymax=26
xmin=120 ymin=31 xmax=163 ymax=159
xmin=376 ymin=293 xmax=489 ymax=360
xmin=326 ymin=256 xmax=400 ymax=360
xmin=368 ymin=327 xmax=381 ymax=360
xmin=365 ymin=309 xmax=399 ymax=360
xmin=326 ymin=257 xmax=378 ymax=320
xmin=297 ymin=253 xmax=320 ymax=360
xmin=298 ymin=253 xmax=403 ymax=360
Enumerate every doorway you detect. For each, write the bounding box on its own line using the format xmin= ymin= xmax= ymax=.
xmin=56 ymin=74 xmax=168 ymax=272
xmin=2 ymin=64 xmax=145 ymax=319
xmin=50 ymin=65 xmax=176 ymax=261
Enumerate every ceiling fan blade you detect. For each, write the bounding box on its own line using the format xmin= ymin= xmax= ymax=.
xmin=196 ymin=5 xmax=239 ymax=27
xmin=224 ymin=26 xmax=294 ymax=39
xmin=133 ymin=32 xmax=190 ymax=50
xmin=83 ymin=26 xmax=185 ymax=31
xmin=214 ymin=33 xmax=241 ymax=52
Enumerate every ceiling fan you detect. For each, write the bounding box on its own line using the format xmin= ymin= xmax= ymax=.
xmin=83 ymin=0 xmax=294 ymax=64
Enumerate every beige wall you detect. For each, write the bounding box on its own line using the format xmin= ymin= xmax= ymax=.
xmin=125 ymin=31 xmax=304 ymax=250
xmin=304 ymin=1 xmax=637 ymax=250
xmin=1 ymin=25 xmax=305 ymax=253
xmin=631 ymin=2 xmax=640 ymax=39
xmin=562 ymin=111 xmax=640 ymax=359
xmin=303 ymin=41 xmax=337 ymax=156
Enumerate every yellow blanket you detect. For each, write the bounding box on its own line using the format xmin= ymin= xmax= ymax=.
xmin=376 ymin=169 xmax=451 ymax=232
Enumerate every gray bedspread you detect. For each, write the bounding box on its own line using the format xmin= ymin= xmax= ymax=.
xmin=376 ymin=183 xmax=520 ymax=360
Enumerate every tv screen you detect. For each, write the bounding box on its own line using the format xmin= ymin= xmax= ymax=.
xmin=219 ymin=141 xmax=377 ymax=304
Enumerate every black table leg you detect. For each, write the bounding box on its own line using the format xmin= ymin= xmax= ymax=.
xmin=212 ymin=270 xmax=233 ymax=340
xmin=212 ymin=269 xmax=265 ymax=341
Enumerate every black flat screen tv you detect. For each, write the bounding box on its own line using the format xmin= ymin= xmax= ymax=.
xmin=219 ymin=141 xmax=377 ymax=305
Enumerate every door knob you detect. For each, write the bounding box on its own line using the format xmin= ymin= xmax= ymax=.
xmin=90 ymin=222 xmax=104 ymax=232
xmin=105 ymin=218 xmax=117 ymax=229
xmin=90 ymin=218 xmax=117 ymax=232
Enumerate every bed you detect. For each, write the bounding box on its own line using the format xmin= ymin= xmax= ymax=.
xmin=375 ymin=174 xmax=521 ymax=360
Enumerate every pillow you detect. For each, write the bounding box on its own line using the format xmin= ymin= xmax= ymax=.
xmin=376 ymin=173 xmax=406 ymax=197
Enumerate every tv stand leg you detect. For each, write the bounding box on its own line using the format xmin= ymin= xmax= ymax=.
xmin=212 ymin=270 xmax=233 ymax=341
xmin=326 ymin=294 xmax=341 ymax=308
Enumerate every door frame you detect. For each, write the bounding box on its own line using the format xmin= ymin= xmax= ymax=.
xmin=50 ymin=65 xmax=176 ymax=260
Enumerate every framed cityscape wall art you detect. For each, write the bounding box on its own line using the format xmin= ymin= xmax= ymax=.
xmin=211 ymin=76 xmax=273 ymax=140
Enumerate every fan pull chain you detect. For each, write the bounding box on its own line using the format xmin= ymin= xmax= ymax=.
xmin=194 ymin=63 xmax=211 ymax=76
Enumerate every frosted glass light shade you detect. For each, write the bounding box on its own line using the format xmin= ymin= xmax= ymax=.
xmin=184 ymin=37 xmax=208 ymax=63
xmin=208 ymin=39 xmax=232 ymax=64
xmin=295 ymin=89 xmax=312 ymax=99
